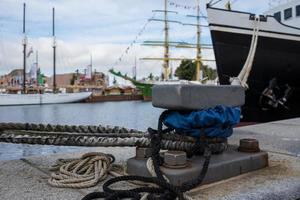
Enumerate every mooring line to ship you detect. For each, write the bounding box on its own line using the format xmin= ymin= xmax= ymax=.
xmin=0 ymin=123 xmax=144 ymax=135
xmin=231 ymin=16 xmax=260 ymax=88
xmin=0 ymin=122 xmax=225 ymax=151
xmin=0 ymin=129 xmax=203 ymax=151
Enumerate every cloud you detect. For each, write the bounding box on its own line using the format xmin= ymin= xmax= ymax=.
xmin=0 ymin=0 xmax=269 ymax=83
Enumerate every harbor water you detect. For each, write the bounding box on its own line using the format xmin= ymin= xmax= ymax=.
xmin=0 ymin=101 xmax=163 ymax=160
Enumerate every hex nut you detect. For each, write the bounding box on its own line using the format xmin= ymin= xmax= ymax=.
xmin=238 ymin=138 xmax=260 ymax=153
xmin=136 ymin=147 xmax=152 ymax=159
xmin=164 ymin=151 xmax=187 ymax=166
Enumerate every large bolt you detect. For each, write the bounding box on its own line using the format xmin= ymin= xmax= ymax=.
xmin=135 ymin=147 xmax=152 ymax=159
xmin=238 ymin=138 xmax=260 ymax=153
xmin=164 ymin=151 xmax=187 ymax=168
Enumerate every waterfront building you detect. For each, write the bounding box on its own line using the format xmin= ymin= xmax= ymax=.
xmin=0 ymin=69 xmax=26 ymax=87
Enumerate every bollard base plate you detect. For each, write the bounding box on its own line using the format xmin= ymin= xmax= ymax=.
xmin=126 ymin=145 xmax=268 ymax=186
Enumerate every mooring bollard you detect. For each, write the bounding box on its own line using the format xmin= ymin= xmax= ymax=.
xmin=125 ymin=84 xmax=268 ymax=188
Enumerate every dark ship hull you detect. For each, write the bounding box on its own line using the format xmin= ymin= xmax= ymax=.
xmin=207 ymin=6 xmax=300 ymax=122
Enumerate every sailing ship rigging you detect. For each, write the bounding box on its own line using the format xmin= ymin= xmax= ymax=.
xmin=110 ymin=0 xmax=215 ymax=100
xmin=52 ymin=7 xmax=57 ymax=93
xmin=0 ymin=3 xmax=91 ymax=106
xmin=141 ymin=0 xmax=213 ymax=81
xmin=22 ymin=3 xmax=27 ymax=94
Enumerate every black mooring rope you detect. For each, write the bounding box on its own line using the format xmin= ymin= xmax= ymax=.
xmin=82 ymin=110 xmax=212 ymax=200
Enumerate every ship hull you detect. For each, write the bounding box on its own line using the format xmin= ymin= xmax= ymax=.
xmin=0 ymin=92 xmax=92 ymax=106
xmin=207 ymin=7 xmax=300 ymax=122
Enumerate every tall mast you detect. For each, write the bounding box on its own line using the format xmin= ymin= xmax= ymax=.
xmin=36 ymin=50 xmax=38 ymax=67
xmin=90 ymin=54 xmax=93 ymax=78
xmin=133 ymin=56 xmax=137 ymax=80
xmin=36 ymin=50 xmax=38 ymax=86
xmin=185 ymin=0 xmax=203 ymax=81
xmin=134 ymin=56 xmax=137 ymax=79
xmin=22 ymin=3 xmax=27 ymax=93
xmin=52 ymin=7 xmax=57 ymax=93
xmin=141 ymin=1 xmax=181 ymax=79
xmin=163 ymin=0 xmax=169 ymax=81
xmin=196 ymin=0 xmax=201 ymax=81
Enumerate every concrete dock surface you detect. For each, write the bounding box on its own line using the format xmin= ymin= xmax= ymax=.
xmin=1 ymin=118 xmax=300 ymax=200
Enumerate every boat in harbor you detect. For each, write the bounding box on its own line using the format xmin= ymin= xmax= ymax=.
xmin=207 ymin=0 xmax=300 ymax=122
xmin=0 ymin=3 xmax=91 ymax=106
xmin=109 ymin=69 xmax=153 ymax=101
xmin=0 ymin=92 xmax=91 ymax=106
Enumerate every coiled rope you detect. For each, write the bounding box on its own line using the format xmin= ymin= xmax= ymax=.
xmin=48 ymin=152 xmax=115 ymax=189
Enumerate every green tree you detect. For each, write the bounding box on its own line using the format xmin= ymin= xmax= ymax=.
xmin=175 ymin=60 xmax=196 ymax=81
xmin=204 ymin=66 xmax=218 ymax=80
xmin=201 ymin=65 xmax=218 ymax=80
xmin=175 ymin=60 xmax=217 ymax=81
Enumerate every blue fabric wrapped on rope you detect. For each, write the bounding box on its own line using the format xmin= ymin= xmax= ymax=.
xmin=163 ymin=106 xmax=241 ymax=138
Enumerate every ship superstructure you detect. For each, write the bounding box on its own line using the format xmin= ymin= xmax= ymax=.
xmin=266 ymin=0 xmax=300 ymax=27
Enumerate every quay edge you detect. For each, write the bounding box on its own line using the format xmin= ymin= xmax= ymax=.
xmin=0 ymin=118 xmax=300 ymax=199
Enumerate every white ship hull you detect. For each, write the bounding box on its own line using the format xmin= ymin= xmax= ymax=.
xmin=0 ymin=92 xmax=92 ymax=106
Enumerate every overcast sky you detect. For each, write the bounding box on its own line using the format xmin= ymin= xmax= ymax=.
xmin=0 ymin=0 xmax=270 ymax=83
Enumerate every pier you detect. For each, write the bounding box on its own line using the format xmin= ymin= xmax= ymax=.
xmin=1 ymin=118 xmax=299 ymax=199
xmin=0 ymin=0 xmax=300 ymax=199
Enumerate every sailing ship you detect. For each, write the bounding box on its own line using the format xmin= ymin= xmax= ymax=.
xmin=110 ymin=0 xmax=210 ymax=100
xmin=0 ymin=3 xmax=91 ymax=106
xmin=207 ymin=0 xmax=300 ymax=122
xmin=109 ymin=69 xmax=153 ymax=101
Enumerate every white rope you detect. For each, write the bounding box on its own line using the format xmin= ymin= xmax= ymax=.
xmin=241 ymin=18 xmax=260 ymax=87
xmin=48 ymin=152 xmax=114 ymax=189
xmin=231 ymin=17 xmax=260 ymax=88
xmin=237 ymin=19 xmax=258 ymax=81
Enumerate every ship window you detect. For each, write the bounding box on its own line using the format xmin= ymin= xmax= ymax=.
xmin=296 ymin=5 xmax=300 ymax=16
xmin=274 ymin=11 xmax=281 ymax=22
xmin=284 ymin=8 xmax=292 ymax=20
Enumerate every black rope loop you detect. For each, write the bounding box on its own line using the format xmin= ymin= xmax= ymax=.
xmin=81 ymin=110 xmax=212 ymax=200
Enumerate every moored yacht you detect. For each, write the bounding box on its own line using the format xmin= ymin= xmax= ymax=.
xmin=0 ymin=3 xmax=91 ymax=106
